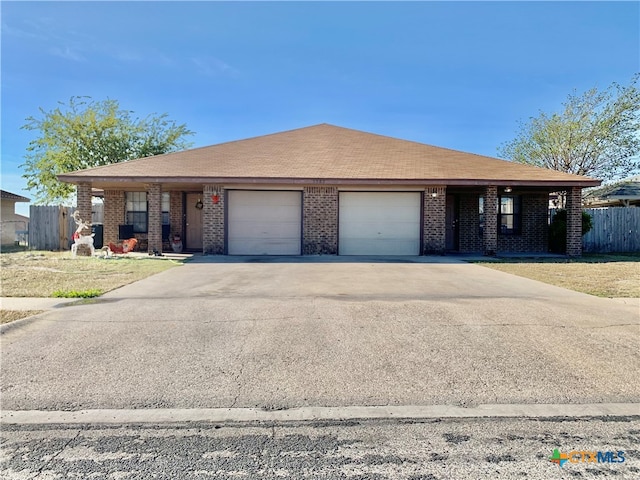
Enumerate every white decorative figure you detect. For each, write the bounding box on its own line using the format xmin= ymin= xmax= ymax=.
xmin=71 ymin=210 xmax=95 ymax=257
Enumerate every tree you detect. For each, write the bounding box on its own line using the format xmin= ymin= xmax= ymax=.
xmin=499 ymin=75 xmax=640 ymax=181
xmin=21 ymin=97 xmax=194 ymax=204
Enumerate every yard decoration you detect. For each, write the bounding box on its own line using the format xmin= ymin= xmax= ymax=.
xmin=171 ymin=234 xmax=183 ymax=253
xmin=107 ymin=238 xmax=138 ymax=255
xmin=71 ymin=210 xmax=95 ymax=257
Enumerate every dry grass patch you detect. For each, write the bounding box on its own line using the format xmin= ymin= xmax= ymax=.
xmin=474 ymin=254 xmax=640 ymax=298
xmin=1 ymin=310 xmax=44 ymax=324
xmin=1 ymin=251 xmax=182 ymax=297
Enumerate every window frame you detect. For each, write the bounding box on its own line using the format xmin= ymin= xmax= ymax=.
xmin=125 ymin=191 xmax=170 ymax=233
xmin=478 ymin=195 xmax=522 ymax=236
xmin=498 ymin=195 xmax=522 ymax=235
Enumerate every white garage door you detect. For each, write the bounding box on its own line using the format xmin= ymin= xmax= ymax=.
xmin=339 ymin=192 xmax=421 ymax=255
xmin=228 ymin=191 xmax=302 ymax=255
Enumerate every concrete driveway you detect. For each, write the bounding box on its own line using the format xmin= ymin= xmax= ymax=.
xmin=1 ymin=256 xmax=638 ymax=411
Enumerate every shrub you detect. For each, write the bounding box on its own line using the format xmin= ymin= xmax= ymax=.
xmin=549 ymin=209 xmax=593 ymax=253
xmin=51 ymin=289 xmax=102 ymax=298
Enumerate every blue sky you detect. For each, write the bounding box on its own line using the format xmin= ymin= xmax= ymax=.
xmin=2 ymin=1 xmax=638 ymax=216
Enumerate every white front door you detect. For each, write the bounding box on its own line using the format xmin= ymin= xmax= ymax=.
xmin=339 ymin=192 xmax=421 ymax=255
xmin=227 ymin=190 xmax=302 ymax=255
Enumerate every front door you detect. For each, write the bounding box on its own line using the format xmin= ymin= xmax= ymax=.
xmin=185 ymin=193 xmax=203 ymax=250
xmin=445 ymin=194 xmax=459 ymax=251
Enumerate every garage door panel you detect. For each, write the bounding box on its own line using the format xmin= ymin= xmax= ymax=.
xmin=228 ymin=191 xmax=302 ymax=255
xmin=339 ymin=192 xmax=421 ymax=255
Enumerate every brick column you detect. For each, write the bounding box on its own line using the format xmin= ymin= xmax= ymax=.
xmin=103 ymin=190 xmax=125 ymax=245
xmin=483 ymin=186 xmax=498 ymax=256
xmin=566 ymin=186 xmax=583 ymax=257
xmin=147 ymin=183 xmax=162 ymax=254
xmin=303 ymin=186 xmax=338 ymax=254
xmin=169 ymin=191 xmax=183 ymax=239
xmin=203 ymin=184 xmax=224 ymax=254
xmin=423 ymin=186 xmax=446 ymax=254
xmin=75 ymin=182 xmax=93 ymax=255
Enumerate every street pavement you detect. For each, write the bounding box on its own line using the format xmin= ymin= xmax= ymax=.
xmin=2 ymin=416 xmax=639 ymax=479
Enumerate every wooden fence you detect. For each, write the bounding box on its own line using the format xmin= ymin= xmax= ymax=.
xmin=28 ymin=204 xmax=104 ymax=250
xmin=28 ymin=206 xmax=77 ymax=250
xmin=582 ymin=207 xmax=640 ymax=253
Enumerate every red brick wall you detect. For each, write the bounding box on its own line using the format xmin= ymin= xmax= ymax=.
xmin=423 ymin=187 xmax=446 ymax=253
xmin=203 ymin=185 xmax=224 ymax=254
xmin=170 ymin=191 xmax=183 ymax=238
xmin=566 ymin=186 xmax=582 ymax=256
xmin=147 ymin=183 xmax=162 ymax=254
xmin=457 ymin=191 xmax=549 ymax=254
xmin=103 ymin=190 xmax=125 ymax=245
xmin=303 ymin=186 xmax=338 ymax=254
xmin=75 ymin=182 xmax=93 ymax=255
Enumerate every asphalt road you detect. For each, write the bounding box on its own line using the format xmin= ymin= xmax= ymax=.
xmin=1 ymin=257 xmax=638 ymax=410
xmin=2 ymin=416 xmax=639 ymax=479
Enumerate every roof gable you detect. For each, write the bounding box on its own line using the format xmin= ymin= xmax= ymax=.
xmin=1 ymin=190 xmax=30 ymax=202
xmin=58 ymin=124 xmax=600 ymax=187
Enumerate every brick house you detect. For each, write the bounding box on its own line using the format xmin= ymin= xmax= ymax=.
xmin=58 ymin=124 xmax=599 ymax=256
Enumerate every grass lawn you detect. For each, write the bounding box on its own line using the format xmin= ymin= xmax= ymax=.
xmin=473 ymin=254 xmax=640 ymax=298
xmin=1 ymin=250 xmax=183 ymax=297
xmin=1 ymin=310 xmax=44 ymax=324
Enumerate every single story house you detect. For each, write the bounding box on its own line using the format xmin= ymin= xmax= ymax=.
xmin=583 ymin=176 xmax=640 ymax=208
xmin=58 ymin=124 xmax=600 ymax=256
xmin=1 ymin=190 xmax=30 ymax=247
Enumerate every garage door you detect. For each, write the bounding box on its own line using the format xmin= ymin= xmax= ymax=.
xmin=228 ymin=191 xmax=302 ymax=255
xmin=339 ymin=192 xmax=421 ymax=255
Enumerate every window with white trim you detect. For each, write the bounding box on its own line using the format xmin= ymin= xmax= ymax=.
xmin=125 ymin=192 xmax=170 ymax=233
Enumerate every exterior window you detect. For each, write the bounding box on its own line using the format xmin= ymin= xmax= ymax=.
xmin=126 ymin=192 xmax=147 ymax=233
xmin=126 ymin=192 xmax=170 ymax=233
xmin=499 ymin=195 xmax=521 ymax=235
xmin=162 ymin=192 xmax=170 ymax=225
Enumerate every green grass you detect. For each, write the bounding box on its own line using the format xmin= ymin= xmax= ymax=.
xmin=472 ymin=253 xmax=640 ymax=298
xmin=1 ymin=250 xmax=183 ymax=297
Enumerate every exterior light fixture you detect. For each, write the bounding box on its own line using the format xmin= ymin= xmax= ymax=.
xmin=504 ymin=187 xmax=513 ymax=193
xmin=431 ymin=192 xmax=438 ymax=198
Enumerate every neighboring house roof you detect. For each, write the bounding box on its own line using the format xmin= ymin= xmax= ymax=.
xmin=58 ymin=124 xmax=600 ymax=187
xmin=583 ymin=176 xmax=640 ymax=207
xmin=1 ymin=190 xmax=30 ymax=202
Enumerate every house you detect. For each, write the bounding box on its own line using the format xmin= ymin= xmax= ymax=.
xmin=58 ymin=124 xmax=600 ymax=256
xmin=1 ymin=190 xmax=30 ymax=246
xmin=583 ymin=176 xmax=640 ymax=208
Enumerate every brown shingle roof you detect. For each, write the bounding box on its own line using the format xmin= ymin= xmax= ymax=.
xmin=1 ymin=190 xmax=30 ymax=202
xmin=58 ymin=124 xmax=600 ymax=187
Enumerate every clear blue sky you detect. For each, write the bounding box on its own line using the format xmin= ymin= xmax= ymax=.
xmin=2 ymin=1 xmax=638 ymax=216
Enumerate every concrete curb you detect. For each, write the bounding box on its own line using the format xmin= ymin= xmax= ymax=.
xmin=0 ymin=311 xmax=49 ymax=335
xmin=2 ymin=403 xmax=638 ymax=425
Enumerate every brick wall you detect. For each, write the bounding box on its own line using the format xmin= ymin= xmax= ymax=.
xmin=103 ymin=190 xmax=125 ymax=245
xmin=457 ymin=191 xmax=549 ymax=254
xmin=203 ymin=185 xmax=224 ymax=254
xmin=170 ymin=191 xmax=183 ymax=238
xmin=303 ymin=186 xmax=338 ymax=254
xmin=458 ymin=193 xmax=483 ymax=253
xmin=483 ymin=186 xmax=498 ymax=255
xmin=423 ymin=187 xmax=446 ymax=253
xmin=75 ymin=182 xmax=93 ymax=256
xmin=566 ymin=186 xmax=582 ymax=256
xmin=147 ymin=183 xmax=162 ymax=254
xmin=497 ymin=194 xmax=549 ymax=253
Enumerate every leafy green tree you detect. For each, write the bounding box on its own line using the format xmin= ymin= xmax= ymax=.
xmin=499 ymin=75 xmax=640 ymax=181
xmin=21 ymin=97 xmax=194 ymax=204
